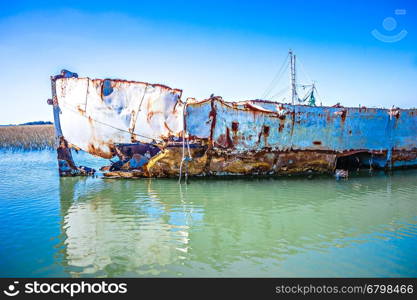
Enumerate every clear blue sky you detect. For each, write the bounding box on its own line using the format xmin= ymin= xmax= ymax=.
xmin=1 ymin=0 xmax=416 ymax=124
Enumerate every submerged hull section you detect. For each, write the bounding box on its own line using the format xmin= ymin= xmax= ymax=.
xmin=50 ymin=74 xmax=417 ymax=178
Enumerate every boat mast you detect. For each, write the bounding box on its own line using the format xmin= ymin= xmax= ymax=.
xmin=289 ymin=50 xmax=298 ymax=105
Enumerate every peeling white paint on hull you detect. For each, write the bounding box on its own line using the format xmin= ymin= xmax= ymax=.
xmin=49 ymin=71 xmax=417 ymax=178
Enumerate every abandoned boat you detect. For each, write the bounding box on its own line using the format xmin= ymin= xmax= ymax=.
xmin=48 ymin=52 xmax=417 ymax=178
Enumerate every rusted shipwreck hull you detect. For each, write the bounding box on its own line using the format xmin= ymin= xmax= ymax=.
xmin=49 ymin=71 xmax=417 ymax=178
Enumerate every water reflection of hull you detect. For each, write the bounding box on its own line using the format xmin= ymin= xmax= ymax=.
xmin=57 ymin=173 xmax=417 ymax=276
xmin=58 ymin=178 xmax=191 ymax=276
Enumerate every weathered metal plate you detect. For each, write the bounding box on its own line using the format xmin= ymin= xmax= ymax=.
xmin=56 ymin=77 xmax=183 ymax=158
xmin=186 ymin=98 xmax=417 ymax=153
xmin=52 ymin=74 xmax=417 ymax=176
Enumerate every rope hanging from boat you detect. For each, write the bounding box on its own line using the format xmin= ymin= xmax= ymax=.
xmin=178 ymin=100 xmax=193 ymax=184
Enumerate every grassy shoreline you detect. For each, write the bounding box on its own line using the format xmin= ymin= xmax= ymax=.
xmin=0 ymin=125 xmax=55 ymax=150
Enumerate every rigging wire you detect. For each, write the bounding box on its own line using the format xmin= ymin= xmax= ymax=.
xmin=295 ymin=57 xmax=311 ymax=102
xmin=313 ymin=83 xmax=324 ymax=105
xmin=297 ymin=56 xmax=314 ymax=84
xmin=296 ymin=56 xmax=324 ymax=104
xmin=300 ymin=87 xmax=313 ymax=102
xmin=261 ymin=53 xmax=290 ymax=99
xmin=261 ymin=51 xmax=323 ymax=105
xmin=270 ymin=85 xmax=290 ymax=101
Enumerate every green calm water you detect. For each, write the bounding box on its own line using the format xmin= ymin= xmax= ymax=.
xmin=0 ymin=150 xmax=416 ymax=277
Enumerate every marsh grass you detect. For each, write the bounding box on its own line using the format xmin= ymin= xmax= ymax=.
xmin=0 ymin=125 xmax=55 ymax=150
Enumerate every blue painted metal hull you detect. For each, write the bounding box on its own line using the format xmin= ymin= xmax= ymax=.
xmin=50 ymin=73 xmax=417 ymax=177
xmin=185 ymin=98 xmax=417 ymax=172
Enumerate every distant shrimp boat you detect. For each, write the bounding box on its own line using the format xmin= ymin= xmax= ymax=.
xmin=49 ymin=52 xmax=417 ymax=178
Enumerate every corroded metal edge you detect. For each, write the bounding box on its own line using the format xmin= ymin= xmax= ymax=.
xmin=49 ymin=73 xmax=96 ymax=177
xmin=50 ymin=71 xmax=417 ymax=178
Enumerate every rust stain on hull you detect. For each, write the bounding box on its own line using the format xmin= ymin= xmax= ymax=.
xmin=50 ymin=71 xmax=417 ymax=178
xmin=101 ymin=147 xmax=338 ymax=178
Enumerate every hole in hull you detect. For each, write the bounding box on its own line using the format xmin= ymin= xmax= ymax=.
xmin=336 ymin=152 xmax=379 ymax=171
